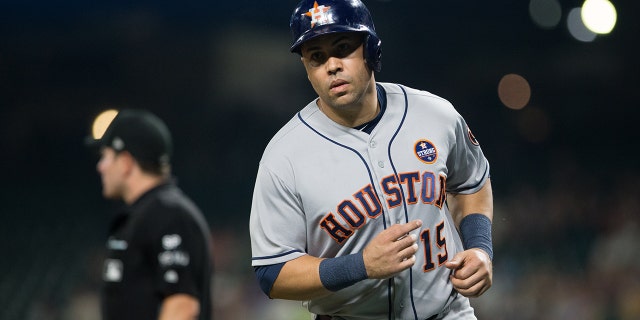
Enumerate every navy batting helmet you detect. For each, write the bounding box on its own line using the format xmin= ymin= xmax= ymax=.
xmin=289 ymin=0 xmax=382 ymax=72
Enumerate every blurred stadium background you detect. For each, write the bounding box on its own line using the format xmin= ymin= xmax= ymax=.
xmin=1 ymin=0 xmax=638 ymax=319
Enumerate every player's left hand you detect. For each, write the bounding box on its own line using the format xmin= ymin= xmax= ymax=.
xmin=444 ymin=248 xmax=492 ymax=298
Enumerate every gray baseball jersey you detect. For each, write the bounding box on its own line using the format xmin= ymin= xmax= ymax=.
xmin=250 ymin=82 xmax=490 ymax=319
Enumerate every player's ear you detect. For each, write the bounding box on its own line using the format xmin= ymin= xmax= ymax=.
xmin=117 ymin=151 xmax=137 ymax=174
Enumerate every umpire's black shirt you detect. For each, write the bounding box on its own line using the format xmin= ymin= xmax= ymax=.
xmin=101 ymin=182 xmax=213 ymax=320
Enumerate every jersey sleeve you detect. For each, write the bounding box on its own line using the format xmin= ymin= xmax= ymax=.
xmin=445 ymin=114 xmax=490 ymax=194
xmin=250 ymin=163 xmax=308 ymax=266
xmin=146 ymin=206 xmax=208 ymax=299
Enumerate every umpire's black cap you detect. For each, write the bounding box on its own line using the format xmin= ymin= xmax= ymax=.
xmin=86 ymin=109 xmax=172 ymax=166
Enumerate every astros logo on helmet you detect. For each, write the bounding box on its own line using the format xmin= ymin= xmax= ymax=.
xmin=289 ymin=0 xmax=383 ymax=72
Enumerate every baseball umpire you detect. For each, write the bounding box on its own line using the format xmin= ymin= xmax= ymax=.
xmin=249 ymin=0 xmax=494 ymax=319
xmin=88 ymin=109 xmax=213 ymax=320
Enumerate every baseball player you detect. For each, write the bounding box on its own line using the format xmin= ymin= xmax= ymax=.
xmin=250 ymin=0 xmax=493 ymax=319
xmin=88 ymin=109 xmax=214 ymax=320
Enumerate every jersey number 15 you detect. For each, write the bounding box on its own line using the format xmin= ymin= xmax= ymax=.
xmin=420 ymin=221 xmax=448 ymax=272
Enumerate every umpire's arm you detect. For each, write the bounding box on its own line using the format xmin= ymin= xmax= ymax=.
xmin=158 ymin=293 xmax=199 ymax=320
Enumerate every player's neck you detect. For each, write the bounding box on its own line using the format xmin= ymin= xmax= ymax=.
xmin=318 ymin=101 xmax=378 ymax=127
xmin=318 ymin=82 xmax=379 ymax=128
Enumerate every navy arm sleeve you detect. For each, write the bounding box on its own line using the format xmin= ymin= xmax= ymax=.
xmin=254 ymin=262 xmax=286 ymax=297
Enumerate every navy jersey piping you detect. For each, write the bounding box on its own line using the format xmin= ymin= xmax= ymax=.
xmin=297 ymin=85 xmax=413 ymax=320
xmin=449 ymin=165 xmax=489 ymax=194
xmin=296 ymin=112 xmax=388 ymax=231
xmin=386 ymin=84 xmax=419 ymax=319
xmin=298 ymin=109 xmax=393 ymax=319
xmin=252 ymin=249 xmax=302 ymax=261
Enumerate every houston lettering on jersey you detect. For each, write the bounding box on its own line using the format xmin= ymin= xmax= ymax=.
xmin=319 ymin=170 xmax=446 ymax=243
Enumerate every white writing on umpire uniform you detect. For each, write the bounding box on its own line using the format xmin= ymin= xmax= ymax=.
xmin=164 ymin=270 xmax=179 ymax=283
xmin=158 ymin=251 xmax=190 ymax=266
xmin=107 ymin=237 xmax=128 ymax=250
xmin=162 ymin=234 xmax=181 ymax=250
xmin=103 ymin=259 xmax=123 ymax=282
xmin=158 ymin=234 xmax=190 ymax=267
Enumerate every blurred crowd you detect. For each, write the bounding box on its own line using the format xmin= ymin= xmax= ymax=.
xmin=475 ymin=167 xmax=640 ymax=320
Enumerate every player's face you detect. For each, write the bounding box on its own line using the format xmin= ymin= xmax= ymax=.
xmin=96 ymin=147 xmax=127 ymax=200
xmin=300 ymin=32 xmax=375 ymax=112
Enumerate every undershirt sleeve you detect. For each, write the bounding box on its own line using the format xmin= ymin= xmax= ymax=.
xmin=254 ymin=262 xmax=286 ymax=297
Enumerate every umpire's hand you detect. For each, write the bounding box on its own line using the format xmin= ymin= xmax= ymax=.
xmin=444 ymin=248 xmax=493 ymax=297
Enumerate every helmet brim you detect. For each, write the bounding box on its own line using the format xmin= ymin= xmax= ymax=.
xmin=290 ymin=24 xmax=370 ymax=54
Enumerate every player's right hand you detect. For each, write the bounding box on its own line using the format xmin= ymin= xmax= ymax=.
xmin=362 ymin=219 xmax=422 ymax=279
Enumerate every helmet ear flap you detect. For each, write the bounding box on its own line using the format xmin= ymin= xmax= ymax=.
xmin=364 ymin=34 xmax=382 ymax=72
